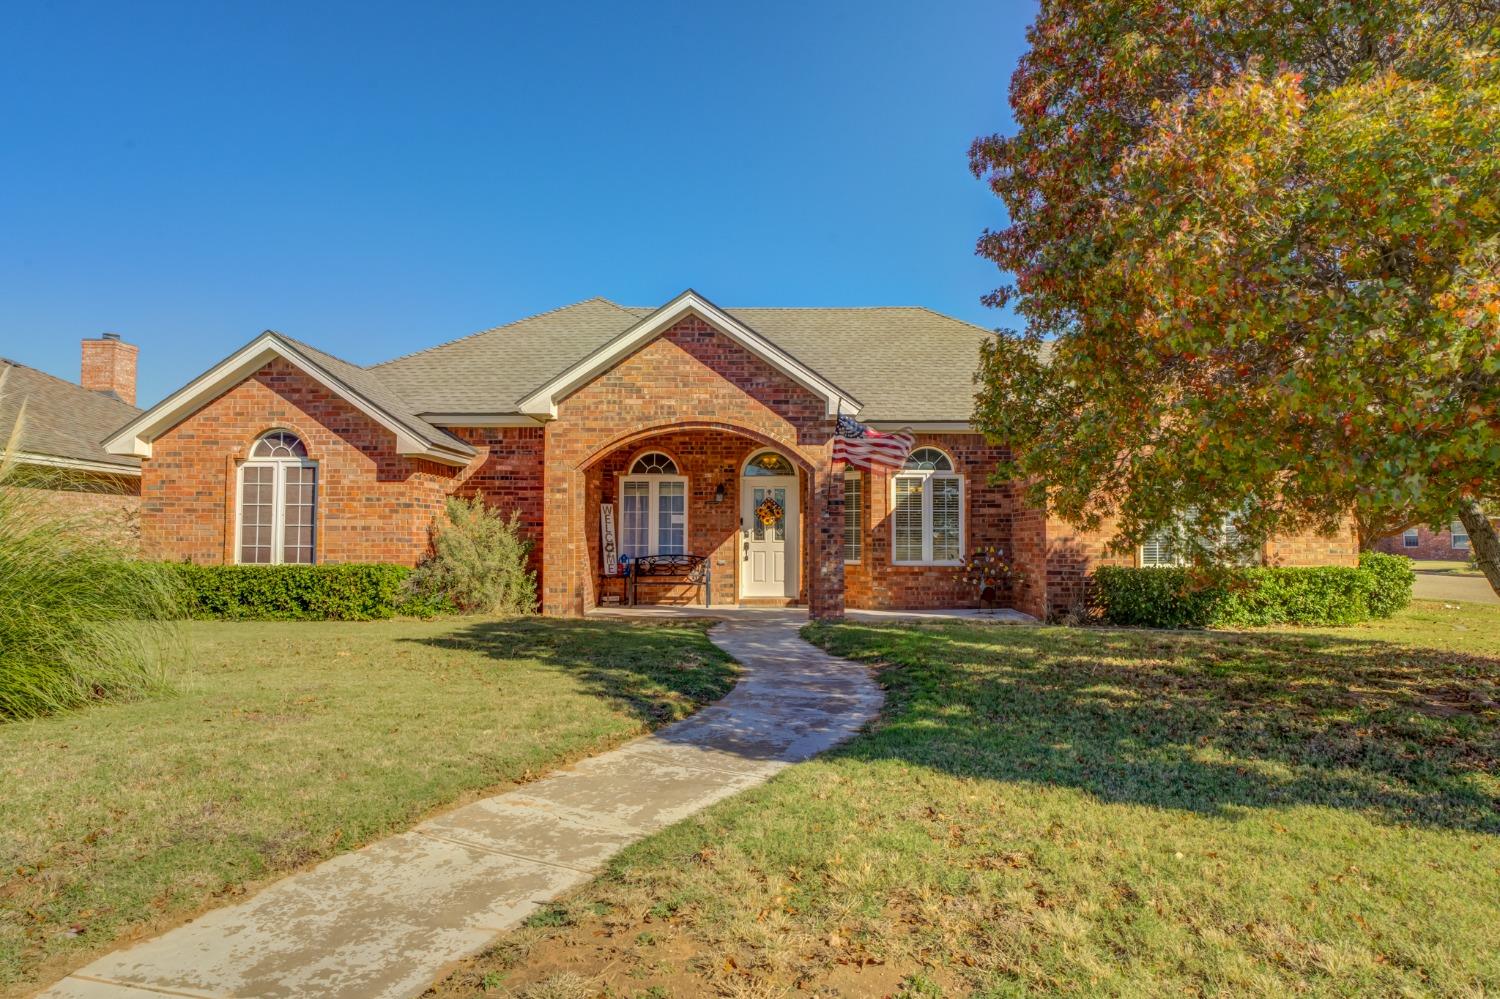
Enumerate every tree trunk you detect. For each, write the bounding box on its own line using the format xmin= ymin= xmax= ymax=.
xmin=1456 ymin=498 xmax=1500 ymax=598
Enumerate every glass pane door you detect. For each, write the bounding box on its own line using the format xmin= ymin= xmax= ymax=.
xmin=281 ymin=465 xmax=317 ymax=564
xmin=239 ymin=465 xmax=275 ymax=563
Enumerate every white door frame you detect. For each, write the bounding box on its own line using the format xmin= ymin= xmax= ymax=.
xmin=739 ymin=459 xmax=800 ymax=600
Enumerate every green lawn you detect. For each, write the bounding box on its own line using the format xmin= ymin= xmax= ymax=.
xmin=0 ymin=616 xmax=733 ymax=995
xmin=1413 ymin=559 xmax=1483 ymax=577
xmin=436 ymin=601 xmax=1500 ymax=998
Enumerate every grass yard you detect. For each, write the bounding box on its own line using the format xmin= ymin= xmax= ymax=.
xmin=1413 ymin=560 xmax=1483 ymax=577
xmin=434 ymin=600 xmax=1500 ymax=998
xmin=0 ymin=616 xmax=734 ymax=995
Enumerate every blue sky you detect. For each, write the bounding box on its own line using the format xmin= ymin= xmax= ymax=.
xmin=0 ymin=0 xmax=1032 ymax=406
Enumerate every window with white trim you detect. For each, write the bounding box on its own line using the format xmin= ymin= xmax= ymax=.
xmin=1403 ymin=529 xmax=1421 ymax=548
xmin=1139 ymin=529 xmax=1177 ymax=567
xmin=844 ymin=470 xmax=863 ymax=563
xmin=1139 ymin=511 xmax=1259 ymax=567
xmin=891 ymin=447 xmax=963 ymax=565
xmin=1451 ymin=520 xmax=1470 ymax=549
xmin=619 ymin=452 xmax=687 ymax=558
xmin=238 ymin=430 xmax=317 ymax=564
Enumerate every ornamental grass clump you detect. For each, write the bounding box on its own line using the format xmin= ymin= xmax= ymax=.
xmin=408 ymin=494 xmax=537 ymax=614
xmin=0 ymin=373 xmax=180 ymax=720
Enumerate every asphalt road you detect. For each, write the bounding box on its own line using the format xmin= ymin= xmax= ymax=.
xmin=1412 ymin=571 xmax=1498 ymax=606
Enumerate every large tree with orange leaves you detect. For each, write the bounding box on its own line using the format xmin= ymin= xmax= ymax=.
xmin=970 ymin=0 xmax=1500 ymax=593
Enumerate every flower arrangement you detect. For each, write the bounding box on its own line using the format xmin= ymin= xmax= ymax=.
xmin=755 ymin=495 xmax=784 ymax=527
xmin=959 ymin=546 xmax=1023 ymax=610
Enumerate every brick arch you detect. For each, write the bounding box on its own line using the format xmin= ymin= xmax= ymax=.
xmin=575 ymin=419 xmax=814 ymax=475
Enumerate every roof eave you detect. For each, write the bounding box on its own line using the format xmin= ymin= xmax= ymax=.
xmin=104 ymin=333 xmax=475 ymax=467
xmin=13 ymin=451 xmax=142 ymax=476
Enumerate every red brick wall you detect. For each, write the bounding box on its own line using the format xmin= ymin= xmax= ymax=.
xmin=141 ymin=359 xmax=457 ymax=565
xmin=540 ymin=315 xmax=843 ymax=617
xmin=1265 ymin=518 xmax=1361 ymax=566
xmin=449 ymin=426 xmax=547 ymax=585
xmin=5 ymin=478 xmax=141 ymax=549
xmin=1373 ymin=522 xmax=1481 ymax=560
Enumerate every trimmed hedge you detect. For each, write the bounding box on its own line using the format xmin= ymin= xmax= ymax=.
xmin=1095 ymin=553 xmax=1413 ymax=629
xmin=166 ymin=563 xmax=440 ymax=621
xmin=1360 ymin=550 xmax=1417 ymax=617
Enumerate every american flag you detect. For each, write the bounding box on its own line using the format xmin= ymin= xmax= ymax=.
xmin=833 ymin=414 xmax=914 ymax=470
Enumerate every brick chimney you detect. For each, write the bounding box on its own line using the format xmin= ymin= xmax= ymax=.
xmin=80 ymin=333 xmax=138 ymax=406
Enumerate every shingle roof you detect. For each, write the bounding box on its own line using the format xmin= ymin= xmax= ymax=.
xmin=271 ymin=334 xmax=473 ymax=456
xmin=373 ymin=298 xmax=995 ymax=422
xmin=0 ymin=358 xmax=142 ymax=471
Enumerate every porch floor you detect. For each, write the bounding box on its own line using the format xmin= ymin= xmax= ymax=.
xmin=586 ymin=605 xmax=1038 ymax=624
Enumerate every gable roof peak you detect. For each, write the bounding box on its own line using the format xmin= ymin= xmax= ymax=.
xmin=514 ymin=288 xmax=863 ymax=419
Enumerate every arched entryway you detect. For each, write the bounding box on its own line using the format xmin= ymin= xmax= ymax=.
xmin=565 ymin=424 xmax=818 ymax=611
xmin=739 ymin=449 xmax=800 ymax=600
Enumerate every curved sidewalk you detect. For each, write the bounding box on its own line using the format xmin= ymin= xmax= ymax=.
xmin=40 ymin=611 xmax=881 ymax=999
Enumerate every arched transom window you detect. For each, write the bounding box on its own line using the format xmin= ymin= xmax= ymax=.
xmin=630 ymin=452 xmax=679 ymax=475
xmin=744 ymin=451 xmax=796 ymax=476
xmin=619 ymin=452 xmax=686 ymax=558
xmin=238 ymin=430 xmax=317 ymax=565
xmin=252 ymin=430 xmax=308 ymax=459
xmin=891 ymin=446 xmax=962 ymax=565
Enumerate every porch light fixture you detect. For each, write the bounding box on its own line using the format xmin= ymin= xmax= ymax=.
xmin=712 ymin=482 xmax=726 ymax=504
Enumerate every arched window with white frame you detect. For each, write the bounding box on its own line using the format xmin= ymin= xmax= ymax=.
xmin=891 ymin=446 xmax=963 ymax=565
xmin=618 ymin=451 xmax=687 ymax=558
xmin=238 ymin=430 xmax=317 ymax=564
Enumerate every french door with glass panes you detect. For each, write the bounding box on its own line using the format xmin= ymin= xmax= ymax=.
xmin=617 ymin=476 xmax=687 ymax=559
xmin=237 ymin=461 xmax=317 ymax=564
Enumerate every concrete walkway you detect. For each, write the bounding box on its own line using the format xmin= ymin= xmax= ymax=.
xmin=40 ymin=613 xmax=881 ymax=999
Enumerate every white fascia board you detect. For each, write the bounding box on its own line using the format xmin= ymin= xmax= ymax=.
xmin=422 ymin=413 xmax=547 ymax=427
xmin=14 ymin=451 xmax=142 ymax=476
xmin=104 ymin=334 xmax=472 ymax=466
xmin=516 ymin=292 xmax=863 ymax=419
xmin=865 ymin=421 xmax=978 ymax=433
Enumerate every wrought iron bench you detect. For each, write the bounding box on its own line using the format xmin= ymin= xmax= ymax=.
xmin=625 ymin=554 xmax=711 ymax=607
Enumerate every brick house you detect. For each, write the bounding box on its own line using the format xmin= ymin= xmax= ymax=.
xmin=1374 ymin=520 xmax=1491 ymax=561
xmin=104 ymin=290 xmax=1358 ymax=619
xmin=2 ymin=335 xmax=143 ymax=541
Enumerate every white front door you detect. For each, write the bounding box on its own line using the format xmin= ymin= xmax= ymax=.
xmin=740 ymin=476 xmax=798 ymax=599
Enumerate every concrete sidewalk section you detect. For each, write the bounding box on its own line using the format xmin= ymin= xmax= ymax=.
xmin=1412 ymin=571 xmax=1499 ymax=606
xmin=40 ymin=613 xmax=881 ymax=999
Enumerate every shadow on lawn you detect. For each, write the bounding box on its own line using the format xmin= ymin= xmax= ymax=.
xmin=405 ymin=616 xmax=736 ymax=728
xmin=816 ymin=623 xmax=1500 ymax=835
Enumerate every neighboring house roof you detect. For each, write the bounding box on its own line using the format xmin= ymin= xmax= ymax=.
xmin=0 ymin=358 xmax=142 ymax=475
xmin=105 ymin=291 xmax=998 ymax=458
xmin=374 ymin=292 xmax=995 ymax=423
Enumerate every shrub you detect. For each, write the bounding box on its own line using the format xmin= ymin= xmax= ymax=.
xmin=1360 ymin=550 xmax=1415 ymax=618
xmin=408 ymin=495 xmax=537 ymax=614
xmin=168 ymin=563 xmax=418 ymax=620
xmin=1212 ymin=566 xmax=1375 ymax=627
xmin=1090 ymin=567 xmax=1224 ymax=629
xmin=1094 ymin=560 xmax=1398 ymax=629
xmin=0 ymin=378 xmax=179 ymax=720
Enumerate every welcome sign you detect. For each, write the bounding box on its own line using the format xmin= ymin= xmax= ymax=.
xmin=600 ymin=503 xmax=618 ymax=575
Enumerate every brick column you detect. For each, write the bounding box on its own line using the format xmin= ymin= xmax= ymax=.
xmin=807 ymin=441 xmax=845 ymax=621
xmin=542 ymin=442 xmax=588 ymax=617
